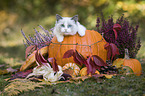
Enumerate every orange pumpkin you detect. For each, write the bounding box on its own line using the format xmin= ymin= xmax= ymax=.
xmin=113 ymin=49 xmax=142 ymax=76
xmin=49 ymin=30 xmax=107 ymax=66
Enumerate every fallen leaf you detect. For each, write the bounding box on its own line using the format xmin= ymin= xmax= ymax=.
xmin=10 ymin=69 xmax=33 ymax=80
xmin=0 ymin=69 xmax=8 ymax=75
xmin=104 ymin=74 xmax=113 ymax=79
xmin=92 ymin=74 xmax=104 ymax=79
xmin=70 ymin=76 xmax=90 ymax=81
xmin=120 ymin=76 xmax=125 ymax=79
xmin=7 ymin=67 xmax=17 ymax=73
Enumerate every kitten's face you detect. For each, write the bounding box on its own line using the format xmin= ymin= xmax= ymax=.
xmin=55 ymin=15 xmax=78 ymax=35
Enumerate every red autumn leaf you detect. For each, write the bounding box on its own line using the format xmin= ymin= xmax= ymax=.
xmin=110 ymin=43 xmax=120 ymax=60
xmin=35 ymin=50 xmax=48 ymax=65
xmin=10 ymin=69 xmax=33 ymax=80
xmin=92 ymin=55 xmax=107 ymax=66
xmin=113 ymin=29 xmax=117 ymax=40
xmin=86 ymin=56 xmax=96 ymax=74
xmin=113 ymin=24 xmax=121 ymax=40
xmin=73 ymin=54 xmax=82 ymax=66
xmin=25 ymin=45 xmax=36 ymax=59
xmin=104 ymin=43 xmax=112 ymax=59
xmin=113 ymin=24 xmax=121 ymax=31
xmin=48 ymin=57 xmax=59 ymax=72
xmin=63 ymin=49 xmax=74 ymax=58
xmin=104 ymin=43 xmax=120 ymax=60
xmin=95 ymin=65 xmax=101 ymax=71
xmin=52 ymin=58 xmax=59 ymax=72
xmin=73 ymin=50 xmax=87 ymax=66
xmin=86 ymin=56 xmax=92 ymax=74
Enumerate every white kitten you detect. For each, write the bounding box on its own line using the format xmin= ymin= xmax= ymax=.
xmin=53 ymin=14 xmax=86 ymax=42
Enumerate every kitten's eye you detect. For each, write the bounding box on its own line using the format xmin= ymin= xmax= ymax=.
xmin=68 ymin=25 xmax=72 ymax=28
xmin=61 ymin=24 xmax=65 ymax=27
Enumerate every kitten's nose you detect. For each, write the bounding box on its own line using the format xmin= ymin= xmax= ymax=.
xmin=65 ymin=29 xmax=67 ymax=32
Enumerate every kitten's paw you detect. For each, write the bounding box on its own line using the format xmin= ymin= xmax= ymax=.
xmin=77 ymin=22 xmax=86 ymax=37
xmin=57 ymin=36 xmax=64 ymax=42
xmin=78 ymin=31 xmax=85 ymax=36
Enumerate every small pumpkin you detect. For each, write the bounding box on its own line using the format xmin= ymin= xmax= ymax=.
xmin=118 ymin=66 xmax=134 ymax=75
xmin=79 ymin=67 xmax=100 ymax=76
xmin=62 ymin=63 xmax=80 ymax=77
xmin=113 ymin=49 xmax=142 ymax=76
xmin=49 ymin=30 xmax=107 ymax=66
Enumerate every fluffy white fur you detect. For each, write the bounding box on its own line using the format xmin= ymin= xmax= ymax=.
xmin=53 ymin=14 xmax=86 ymax=42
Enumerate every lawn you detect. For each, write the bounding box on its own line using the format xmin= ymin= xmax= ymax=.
xmin=0 ymin=60 xmax=144 ymax=96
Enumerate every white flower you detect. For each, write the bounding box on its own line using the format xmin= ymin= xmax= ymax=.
xmin=26 ymin=63 xmax=63 ymax=82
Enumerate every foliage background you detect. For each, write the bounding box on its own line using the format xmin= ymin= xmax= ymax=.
xmin=0 ymin=0 xmax=145 ymax=65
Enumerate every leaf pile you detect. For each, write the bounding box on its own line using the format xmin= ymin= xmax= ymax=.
xmin=63 ymin=49 xmax=108 ymax=75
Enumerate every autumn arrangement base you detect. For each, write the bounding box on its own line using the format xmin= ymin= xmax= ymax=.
xmin=5 ymin=14 xmax=142 ymax=85
xmin=9 ymin=29 xmax=142 ymax=83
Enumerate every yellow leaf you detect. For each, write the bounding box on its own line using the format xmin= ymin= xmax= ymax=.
xmin=95 ymin=70 xmax=100 ymax=74
xmin=104 ymin=74 xmax=113 ymax=79
xmin=70 ymin=76 xmax=90 ymax=81
xmin=0 ymin=69 xmax=8 ymax=75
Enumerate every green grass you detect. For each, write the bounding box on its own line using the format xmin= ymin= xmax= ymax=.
xmin=0 ymin=63 xmax=144 ymax=96
xmin=20 ymin=75 xmax=144 ymax=96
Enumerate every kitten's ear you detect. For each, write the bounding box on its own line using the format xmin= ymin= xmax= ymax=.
xmin=56 ymin=14 xmax=63 ymax=21
xmin=71 ymin=15 xmax=78 ymax=22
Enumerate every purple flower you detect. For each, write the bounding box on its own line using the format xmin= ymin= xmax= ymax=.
xmin=21 ymin=25 xmax=53 ymax=49
xmin=96 ymin=14 xmax=141 ymax=58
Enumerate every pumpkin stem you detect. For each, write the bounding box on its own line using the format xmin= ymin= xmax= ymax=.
xmin=124 ymin=48 xmax=130 ymax=59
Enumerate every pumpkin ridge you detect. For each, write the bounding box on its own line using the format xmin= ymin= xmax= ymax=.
xmin=51 ymin=39 xmax=104 ymax=46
